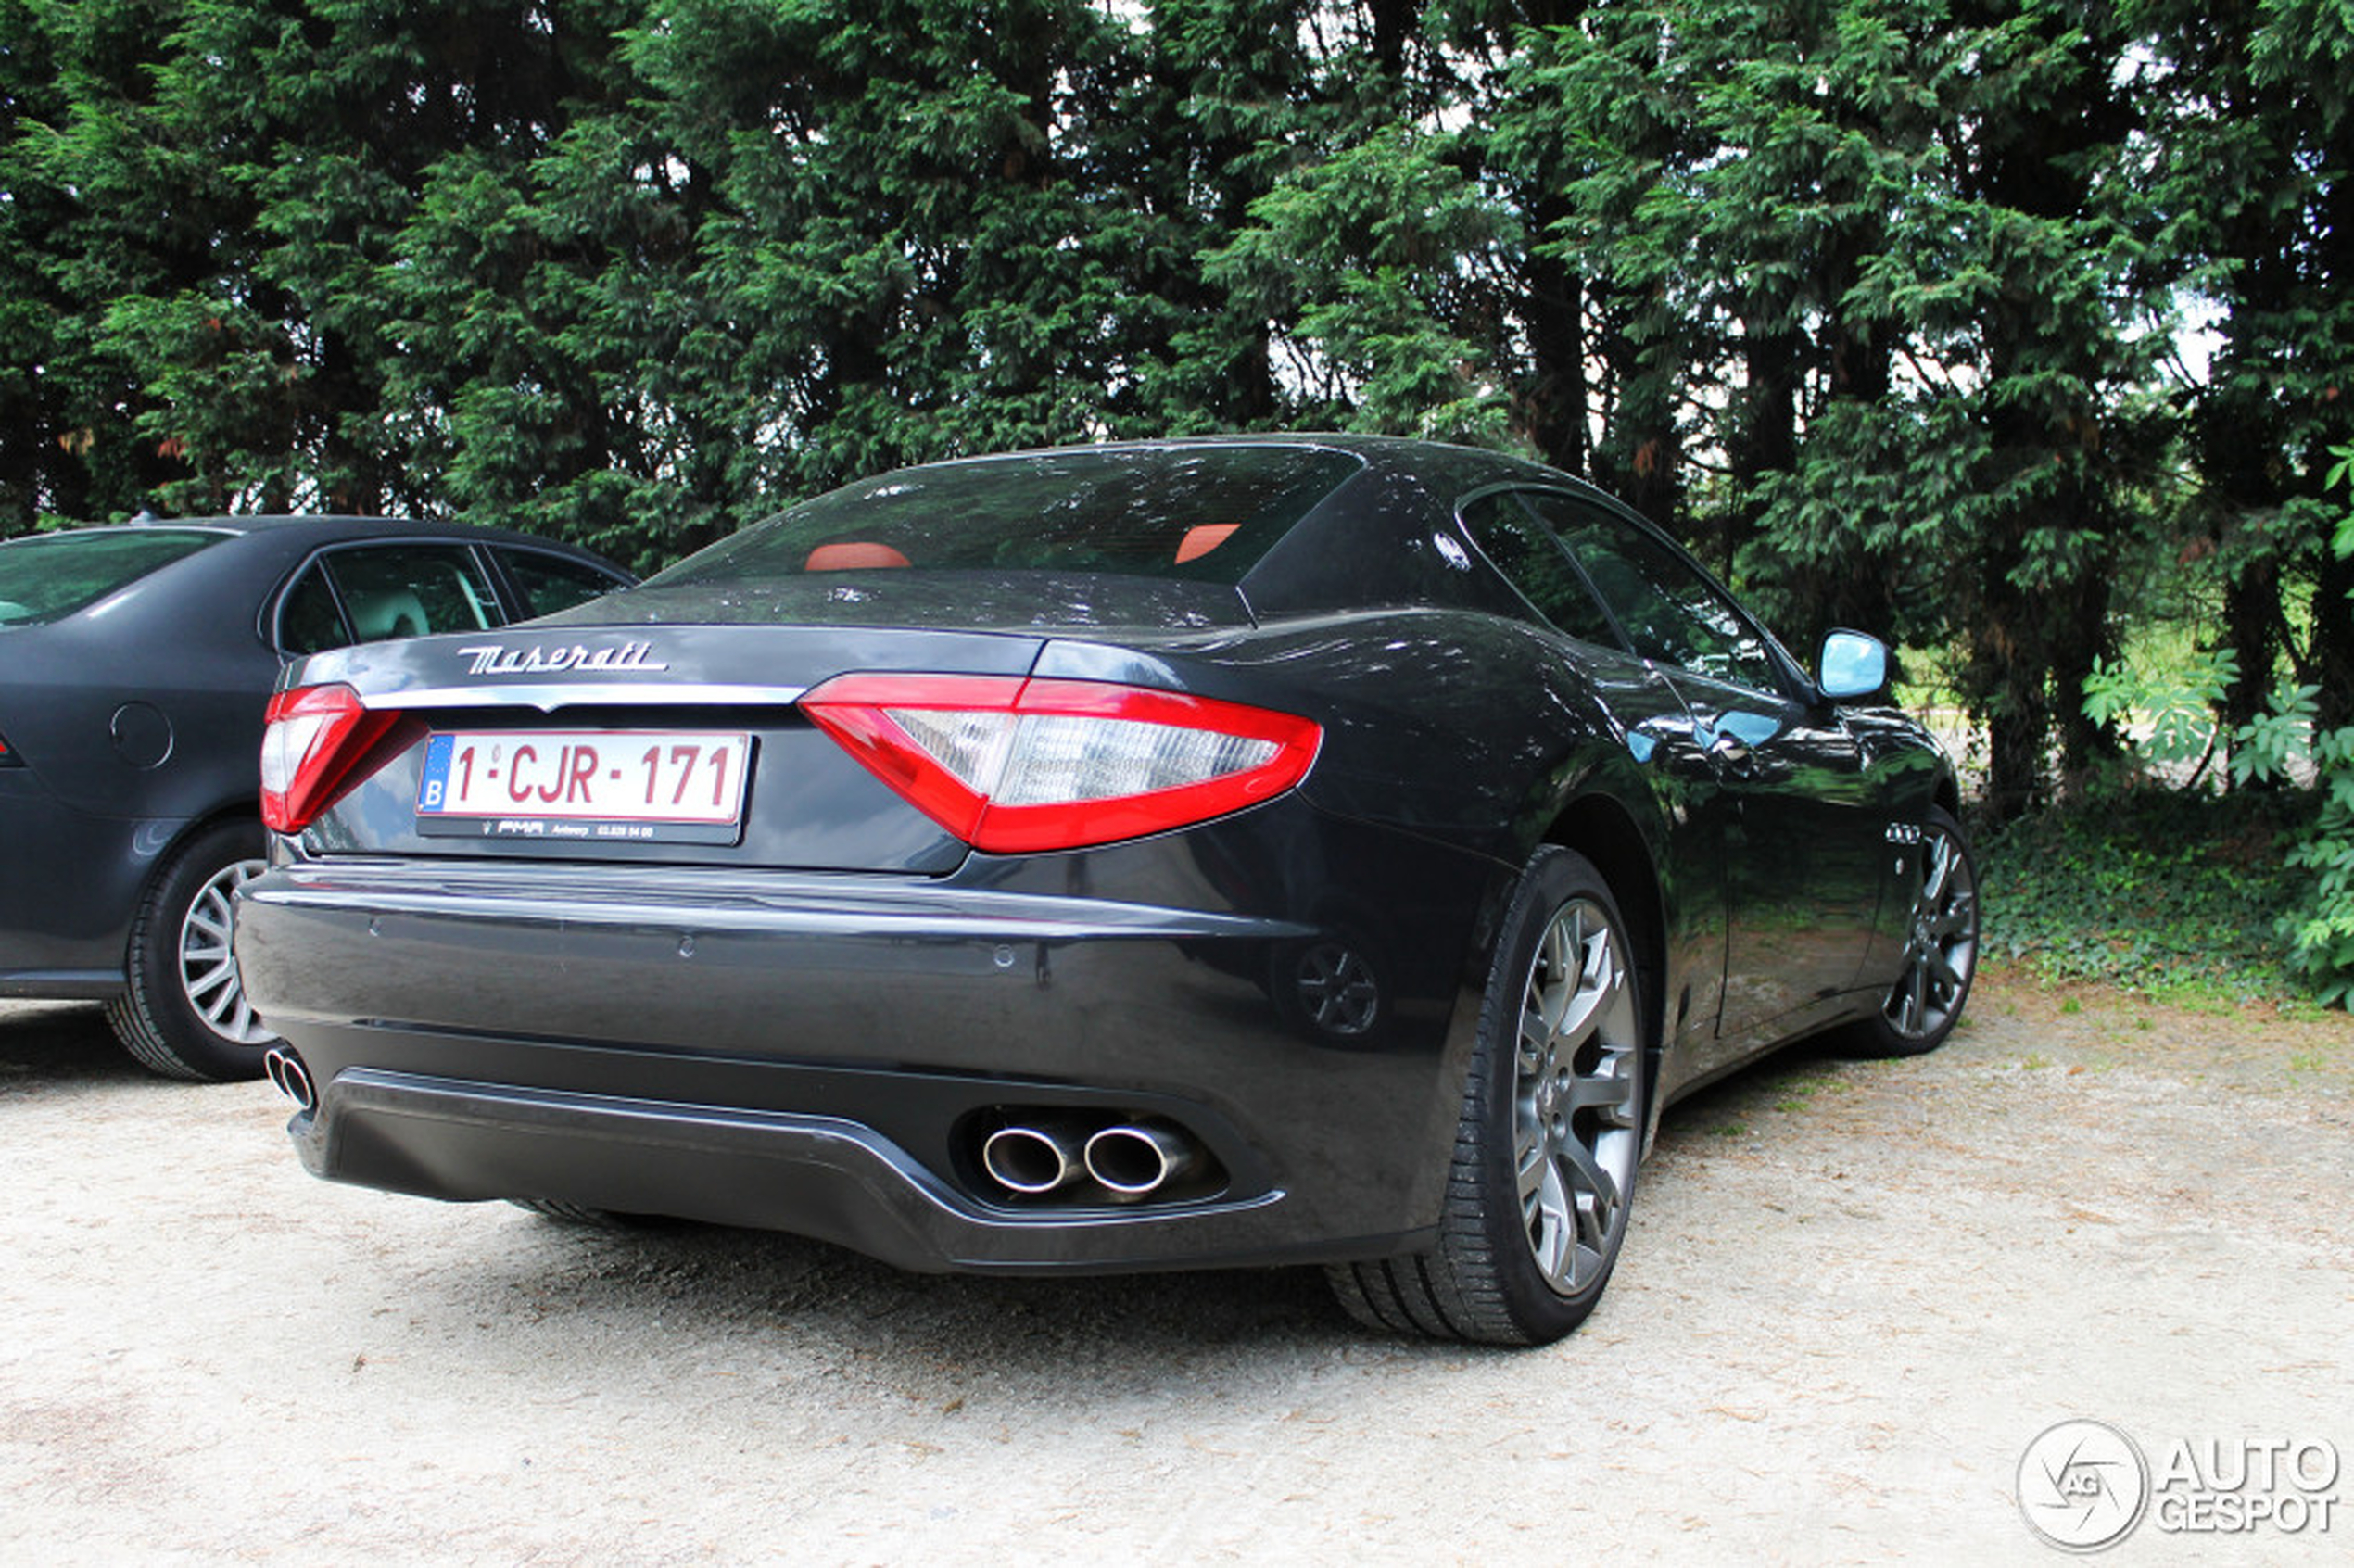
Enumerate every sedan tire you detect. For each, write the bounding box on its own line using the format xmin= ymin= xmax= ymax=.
xmin=1328 ymin=847 xmax=1645 ymax=1345
xmin=106 ymin=818 xmax=276 ymax=1081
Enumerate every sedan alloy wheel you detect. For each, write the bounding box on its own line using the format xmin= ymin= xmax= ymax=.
xmin=179 ymin=857 xmax=272 ymax=1047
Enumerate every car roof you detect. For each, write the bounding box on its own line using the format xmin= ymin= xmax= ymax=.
xmin=26 ymin=514 xmax=596 ymax=551
xmin=882 ymin=432 xmax=1563 ymax=481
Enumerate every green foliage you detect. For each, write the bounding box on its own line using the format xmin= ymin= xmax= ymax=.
xmin=2283 ymin=725 xmax=2354 ymax=1008
xmin=2330 ymin=447 xmax=2354 ymax=562
xmin=1980 ymin=790 xmax=2316 ymax=1003
xmin=2225 ymin=679 xmax=2354 ymax=1007
xmin=0 ymin=0 xmax=2348 ymax=866
xmin=2081 ymin=647 xmax=2238 ymax=769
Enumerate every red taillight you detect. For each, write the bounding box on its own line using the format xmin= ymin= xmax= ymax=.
xmin=259 ymin=683 xmax=400 ymax=833
xmin=802 ymin=674 xmax=1322 ymax=854
xmin=0 ymin=727 xmax=18 ymax=768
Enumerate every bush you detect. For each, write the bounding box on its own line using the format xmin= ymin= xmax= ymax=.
xmin=1979 ymin=790 xmax=2317 ymax=1003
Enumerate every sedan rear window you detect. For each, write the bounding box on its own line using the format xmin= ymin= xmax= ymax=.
xmin=0 ymin=528 xmax=227 ymax=626
xmin=652 ymin=446 xmax=1363 ymax=588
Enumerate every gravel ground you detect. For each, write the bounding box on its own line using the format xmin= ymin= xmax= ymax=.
xmin=5 ymin=967 xmax=2349 ymax=1565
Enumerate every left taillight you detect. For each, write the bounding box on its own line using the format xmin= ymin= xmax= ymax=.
xmin=801 ymin=674 xmax=1322 ymax=854
xmin=259 ymin=683 xmax=400 ymax=834
xmin=0 ymin=726 xmax=19 ymax=767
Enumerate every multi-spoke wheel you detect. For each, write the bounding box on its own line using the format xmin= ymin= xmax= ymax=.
xmin=1328 ymin=847 xmax=1647 ymax=1345
xmin=106 ymin=818 xmax=279 ymax=1081
xmin=178 ymin=857 xmax=270 ymax=1045
xmin=1842 ymin=804 xmax=1980 ymax=1058
xmin=1512 ymin=895 xmax=1642 ymax=1297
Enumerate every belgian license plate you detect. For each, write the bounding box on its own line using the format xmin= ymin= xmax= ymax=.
xmin=416 ymin=729 xmax=753 ymax=844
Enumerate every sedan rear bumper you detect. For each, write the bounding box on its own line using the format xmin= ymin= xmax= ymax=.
xmin=237 ymin=823 xmax=1504 ymax=1272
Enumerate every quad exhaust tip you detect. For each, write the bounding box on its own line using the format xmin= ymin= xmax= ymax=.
xmin=978 ymin=1114 xmax=1204 ymax=1201
xmin=1083 ymin=1122 xmax=1196 ymax=1195
xmin=262 ymin=1046 xmax=315 ymax=1112
xmin=979 ymin=1122 xmax=1087 ymax=1195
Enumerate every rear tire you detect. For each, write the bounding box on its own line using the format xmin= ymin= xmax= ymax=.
xmin=105 ymin=819 xmax=276 ymax=1081
xmin=1327 ymin=847 xmax=1646 ymax=1346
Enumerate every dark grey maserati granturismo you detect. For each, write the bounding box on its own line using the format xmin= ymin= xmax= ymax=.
xmin=234 ymin=436 xmax=1978 ymax=1345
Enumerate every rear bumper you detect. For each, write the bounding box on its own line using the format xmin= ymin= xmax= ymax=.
xmin=238 ymin=816 xmax=1506 ymax=1272
xmin=285 ymin=1067 xmax=1410 ymax=1273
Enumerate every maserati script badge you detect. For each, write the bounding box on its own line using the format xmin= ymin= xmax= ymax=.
xmin=455 ymin=641 xmax=668 ymax=677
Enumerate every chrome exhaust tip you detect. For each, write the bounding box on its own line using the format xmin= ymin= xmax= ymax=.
xmin=1082 ymin=1122 xmax=1196 ymax=1196
xmin=980 ymin=1122 xmax=1086 ymax=1195
xmin=262 ymin=1046 xmax=315 ymax=1112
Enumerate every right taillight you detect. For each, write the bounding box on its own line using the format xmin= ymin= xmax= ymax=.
xmin=259 ymin=683 xmax=400 ymax=833
xmin=801 ymin=674 xmax=1321 ymax=853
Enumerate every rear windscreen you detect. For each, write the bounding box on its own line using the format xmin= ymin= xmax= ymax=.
xmin=0 ymin=528 xmax=228 ymax=626
xmin=651 ymin=446 xmax=1363 ymax=588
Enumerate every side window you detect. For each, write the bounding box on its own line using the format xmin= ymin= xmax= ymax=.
xmin=1530 ymin=496 xmax=1788 ymax=695
xmin=324 ymin=546 xmax=500 ymax=642
xmin=497 ymin=548 xmax=627 ymax=618
xmin=276 ymin=565 xmax=350 ymax=656
xmin=1457 ymin=492 xmax=1623 ymax=648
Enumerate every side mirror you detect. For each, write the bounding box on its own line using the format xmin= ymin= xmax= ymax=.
xmin=1817 ymin=630 xmax=1889 ymax=701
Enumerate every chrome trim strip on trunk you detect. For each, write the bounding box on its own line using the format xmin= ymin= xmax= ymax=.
xmin=357 ymin=683 xmax=810 ymax=713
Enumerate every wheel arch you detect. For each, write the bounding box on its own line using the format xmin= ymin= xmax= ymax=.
xmin=121 ymin=801 xmax=267 ymax=961
xmin=1540 ymin=790 xmax=1670 ymax=1113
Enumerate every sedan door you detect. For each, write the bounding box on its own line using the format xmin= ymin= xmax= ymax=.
xmin=1521 ymin=493 xmax=1891 ymax=1065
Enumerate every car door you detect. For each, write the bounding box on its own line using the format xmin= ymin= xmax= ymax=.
xmin=1455 ymin=489 xmax=1737 ymax=1061
xmin=1520 ymin=491 xmax=1889 ymax=1064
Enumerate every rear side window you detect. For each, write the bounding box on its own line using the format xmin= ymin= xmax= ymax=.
xmin=653 ymin=446 xmax=1364 ymax=588
xmin=1458 ymin=493 xmax=1623 ymax=647
xmin=277 ymin=566 xmax=350 ymax=655
xmin=278 ymin=544 xmax=503 ymax=654
xmin=0 ymin=528 xmax=226 ymax=626
xmin=497 ymin=548 xmax=627 ymax=617
xmin=1532 ymin=497 xmax=1789 ymax=696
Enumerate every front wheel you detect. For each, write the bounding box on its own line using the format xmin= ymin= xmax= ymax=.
xmin=1328 ymin=847 xmax=1646 ymax=1346
xmin=105 ymin=819 xmax=277 ymax=1081
xmin=1838 ymin=804 xmax=1980 ymax=1058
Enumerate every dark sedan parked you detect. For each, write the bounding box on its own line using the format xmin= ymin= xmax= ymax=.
xmin=235 ymin=437 xmax=1978 ymax=1345
xmin=0 ymin=515 xmax=633 ymax=1080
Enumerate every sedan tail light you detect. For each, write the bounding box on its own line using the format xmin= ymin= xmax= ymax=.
xmin=802 ymin=675 xmax=1321 ymax=853
xmin=0 ymin=727 xmax=19 ymax=767
xmin=260 ymin=684 xmax=402 ymax=833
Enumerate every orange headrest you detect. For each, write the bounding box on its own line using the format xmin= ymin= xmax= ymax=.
xmin=804 ymin=541 xmax=912 ymax=571
xmin=1174 ymin=524 xmax=1238 ymax=564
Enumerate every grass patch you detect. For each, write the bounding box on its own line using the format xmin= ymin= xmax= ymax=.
xmin=1978 ymin=789 xmax=2316 ymax=1003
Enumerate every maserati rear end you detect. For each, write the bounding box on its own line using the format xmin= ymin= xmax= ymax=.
xmin=234 ymin=441 xmax=1532 ymax=1284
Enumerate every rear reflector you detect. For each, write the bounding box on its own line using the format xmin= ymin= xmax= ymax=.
xmin=259 ymin=683 xmax=402 ymax=833
xmin=801 ymin=674 xmax=1320 ymax=853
